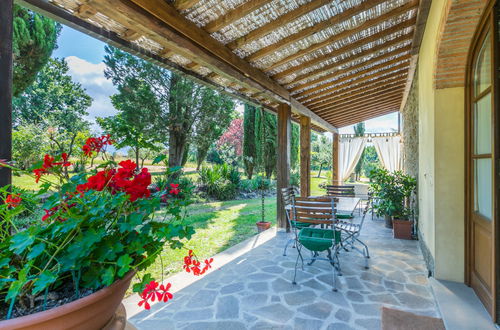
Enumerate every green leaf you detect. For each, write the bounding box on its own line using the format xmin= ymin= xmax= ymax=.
xmin=117 ymin=254 xmax=133 ymax=277
xmin=10 ymin=230 xmax=35 ymax=254
xmin=32 ymin=271 xmax=57 ymax=295
xmin=0 ymin=258 xmax=10 ymax=268
xmin=101 ymin=267 xmax=115 ymax=287
xmin=129 ymin=213 xmax=143 ymax=226
xmin=6 ymin=263 xmax=31 ymax=300
xmin=132 ymin=273 xmax=153 ymax=293
xmin=27 ymin=243 xmax=46 ymax=259
xmin=152 ymin=154 xmax=167 ymax=165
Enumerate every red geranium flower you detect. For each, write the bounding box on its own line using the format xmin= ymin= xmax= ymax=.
xmin=5 ymin=194 xmax=22 ymax=208
xmin=138 ymin=281 xmax=173 ymax=310
xmin=183 ymin=250 xmax=214 ymax=276
xmin=82 ymin=135 xmax=113 ymax=157
xmin=169 ymin=183 xmax=180 ymax=195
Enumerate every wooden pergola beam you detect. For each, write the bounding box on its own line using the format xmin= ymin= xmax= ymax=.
xmin=303 ymin=72 xmax=408 ymax=107
xmin=248 ymin=0 xmax=408 ymax=62
xmin=277 ymin=104 xmax=292 ymax=231
xmin=324 ymin=98 xmax=402 ymax=121
xmin=296 ymin=60 xmax=410 ymax=101
xmin=173 ymin=0 xmax=199 ymax=11
xmin=313 ymin=84 xmax=406 ymax=113
xmin=0 ymin=0 xmax=13 ymax=189
xmin=273 ymin=30 xmax=412 ymax=81
xmin=227 ymin=0 xmax=331 ymax=50
xmin=290 ymin=51 xmax=411 ymax=93
xmin=204 ymin=0 xmax=273 ymax=33
xmin=333 ymin=107 xmax=400 ymax=127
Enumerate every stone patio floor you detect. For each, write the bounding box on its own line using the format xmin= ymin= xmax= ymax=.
xmin=128 ymin=215 xmax=440 ymax=329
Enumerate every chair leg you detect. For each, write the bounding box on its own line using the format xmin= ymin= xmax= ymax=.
xmin=307 ymin=251 xmax=318 ymax=266
xmin=292 ymin=244 xmax=304 ymax=284
xmin=283 ymin=238 xmax=294 ymax=256
xmin=327 ymin=249 xmax=338 ymax=292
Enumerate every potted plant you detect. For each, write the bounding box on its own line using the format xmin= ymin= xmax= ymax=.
xmin=0 ymin=135 xmax=212 ymax=329
xmin=368 ymin=169 xmax=416 ymax=230
xmin=392 ymin=207 xmax=414 ymax=240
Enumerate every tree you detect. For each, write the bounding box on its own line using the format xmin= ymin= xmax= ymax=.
xmin=243 ymin=104 xmax=257 ymax=179
xmin=98 ymin=78 xmax=163 ymax=167
xmin=12 ymin=124 xmax=49 ymax=169
xmin=312 ymin=133 xmax=332 ymax=178
xmin=13 ymin=5 xmax=61 ymax=97
xmin=192 ymin=92 xmax=235 ymax=170
xmin=291 ymin=123 xmax=300 ymax=170
xmin=353 ymin=122 xmax=366 ymax=180
xmin=217 ymin=118 xmax=243 ymax=166
xmin=13 ymin=58 xmax=92 ymax=156
xmin=255 ymin=109 xmax=277 ymax=179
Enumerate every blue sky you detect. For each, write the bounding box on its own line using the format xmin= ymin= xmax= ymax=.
xmin=52 ymin=25 xmax=399 ymax=134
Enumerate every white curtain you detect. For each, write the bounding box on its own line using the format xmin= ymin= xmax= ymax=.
xmin=339 ymin=137 xmax=367 ymax=182
xmin=372 ymin=136 xmax=402 ymax=172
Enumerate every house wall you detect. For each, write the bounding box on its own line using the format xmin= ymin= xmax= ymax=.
xmin=416 ymin=0 xmax=466 ymax=282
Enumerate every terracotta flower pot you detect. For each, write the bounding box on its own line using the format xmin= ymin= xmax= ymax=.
xmin=0 ymin=271 xmax=135 ymax=330
xmin=393 ymin=219 xmax=414 ymax=240
xmin=256 ymin=221 xmax=271 ymax=233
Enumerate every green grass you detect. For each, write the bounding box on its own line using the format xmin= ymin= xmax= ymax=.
xmin=12 ymin=174 xmax=59 ymax=191
xmin=310 ymin=170 xmax=329 ymax=196
xmin=137 ymin=197 xmax=277 ymax=286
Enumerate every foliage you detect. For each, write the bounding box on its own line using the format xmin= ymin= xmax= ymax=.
xmin=127 ymin=146 xmax=162 ymax=169
xmin=311 ymin=133 xmax=332 ymax=177
xmin=192 ymin=94 xmax=235 ymax=170
xmin=0 ymin=136 xmax=203 ymax=319
xmin=243 ymin=104 xmax=257 ymax=179
xmin=13 ymin=5 xmax=61 ymax=97
xmin=239 ymin=176 xmax=273 ymax=193
xmin=12 ymin=124 xmax=49 ymax=170
xmin=353 ymin=122 xmax=365 ymax=180
xmin=368 ymin=168 xmax=417 ymax=219
xmin=291 ymin=123 xmax=300 ymax=171
xmin=199 ymin=164 xmax=241 ymax=200
xmin=13 ymin=58 xmax=92 ymax=157
xmin=362 ymin=146 xmax=380 ymax=177
xmin=217 ymin=118 xmax=243 ymax=166
xmin=206 ymin=145 xmax=223 ymax=165
xmin=290 ymin=170 xmax=300 ymax=187
xmin=255 ymin=109 xmax=277 ymax=178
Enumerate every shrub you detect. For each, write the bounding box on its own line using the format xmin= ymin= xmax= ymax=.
xmin=239 ymin=175 xmax=273 ymax=193
xmin=199 ymin=164 xmax=240 ymax=200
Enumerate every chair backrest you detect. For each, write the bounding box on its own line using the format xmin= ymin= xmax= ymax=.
xmin=325 ymin=185 xmax=355 ymax=197
xmin=291 ymin=197 xmax=337 ymax=226
xmin=281 ymin=186 xmax=298 ymax=206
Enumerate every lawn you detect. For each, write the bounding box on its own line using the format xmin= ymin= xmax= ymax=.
xmin=137 ymin=197 xmax=277 ymax=286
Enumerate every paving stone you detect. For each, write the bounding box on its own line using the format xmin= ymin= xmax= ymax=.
xmin=302 ymin=278 xmax=329 ymax=291
xmin=241 ymin=293 xmax=268 ymax=308
xmin=205 ymin=282 xmax=221 ymax=289
xmin=326 ymin=323 xmax=355 ymax=330
xmin=220 ymin=282 xmax=245 ymax=294
xmin=384 ymin=279 xmax=405 ymax=291
xmin=317 ymin=274 xmax=335 ymax=287
xmin=320 ymin=290 xmax=349 ymax=307
xmin=345 ymin=277 xmax=364 ymax=290
xmin=248 ymin=282 xmax=269 ymax=292
xmin=216 ymin=295 xmax=239 ymax=319
xmin=360 ymin=271 xmax=383 ymax=284
xmin=298 ymin=302 xmax=333 ymax=319
xmin=185 ymin=290 xmax=218 ymax=308
xmin=395 ymin=292 xmax=435 ymax=309
xmin=408 ymin=273 xmax=428 ymax=285
xmin=251 ymin=304 xmax=294 ymax=323
xmin=134 ymin=318 xmax=175 ymax=329
xmin=247 ymin=273 xmax=276 ymax=280
xmin=250 ymin=321 xmax=292 ymax=330
xmin=367 ymin=293 xmax=398 ymax=305
xmin=271 ymin=277 xmax=299 ymax=293
xmin=386 ymin=270 xmax=408 ymax=283
xmin=335 ymin=308 xmax=351 ymax=322
xmin=283 ymin=290 xmax=317 ymax=306
xmin=351 ymin=303 xmax=381 ymax=316
xmin=354 ymin=318 xmax=381 ymax=329
xmin=294 ymin=317 xmax=323 ymax=330
xmin=279 ymin=261 xmax=297 ymax=269
xmin=174 ymin=308 xmax=213 ymax=321
xmin=363 ymin=282 xmax=387 ymax=293
xmin=406 ymin=283 xmax=432 ymax=297
xmin=184 ymin=321 xmax=247 ymax=330
xmin=346 ymin=291 xmax=364 ymax=302
xmin=271 ymin=295 xmax=281 ymax=302
xmin=244 ymin=312 xmax=258 ymax=323
xmin=262 ymin=265 xmax=285 ymax=274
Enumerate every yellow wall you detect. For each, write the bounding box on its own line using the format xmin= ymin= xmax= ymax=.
xmin=417 ymin=0 xmax=465 ymax=282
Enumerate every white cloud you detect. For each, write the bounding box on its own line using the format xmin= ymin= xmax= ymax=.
xmin=64 ymin=56 xmax=118 ymax=130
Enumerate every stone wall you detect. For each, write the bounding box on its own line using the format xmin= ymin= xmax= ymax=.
xmin=402 ymin=69 xmax=419 ymax=179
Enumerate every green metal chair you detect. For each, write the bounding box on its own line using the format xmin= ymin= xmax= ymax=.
xmin=282 ymin=187 xmax=310 ymax=256
xmin=290 ymin=197 xmax=342 ymax=291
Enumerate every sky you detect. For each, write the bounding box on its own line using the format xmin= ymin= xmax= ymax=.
xmin=52 ymin=26 xmax=399 ymax=134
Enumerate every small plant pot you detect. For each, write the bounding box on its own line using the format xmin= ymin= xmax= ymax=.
xmin=384 ymin=214 xmax=393 ymax=229
xmin=392 ymin=219 xmax=414 ymax=240
xmin=256 ymin=221 xmax=271 ymax=233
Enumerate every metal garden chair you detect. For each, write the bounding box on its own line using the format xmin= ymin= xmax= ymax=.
xmin=290 ymin=197 xmax=342 ymax=291
xmin=325 ymin=185 xmax=357 ymax=220
xmin=281 ymin=186 xmax=307 ymax=256
xmin=335 ymin=200 xmax=371 ymax=269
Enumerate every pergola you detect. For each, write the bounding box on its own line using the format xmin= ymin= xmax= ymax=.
xmin=0 ymin=0 xmax=430 ymax=229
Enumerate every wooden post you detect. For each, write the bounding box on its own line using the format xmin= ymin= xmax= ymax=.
xmin=299 ymin=116 xmax=311 ymax=197
xmin=277 ymin=103 xmax=291 ymax=231
xmin=0 ymin=0 xmax=13 ymax=189
xmin=332 ymin=132 xmax=340 ymax=185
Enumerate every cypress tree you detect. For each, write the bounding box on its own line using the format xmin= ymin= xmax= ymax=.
xmin=13 ymin=5 xmax=61 ymax=97
xmin=255 ymin=109 xmax=277 ymax=179
xmin=243 ymin=103 xmax=257 ymax=179
xmin=291 ymin=123 xmax=299 ymax=170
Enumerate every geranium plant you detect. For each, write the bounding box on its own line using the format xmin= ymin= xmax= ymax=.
xmin=0 ymin=135 xmax=211 ymax=320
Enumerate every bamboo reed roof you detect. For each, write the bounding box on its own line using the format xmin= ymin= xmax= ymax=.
xmin=37 ymin=0 xmax=425 ymax=129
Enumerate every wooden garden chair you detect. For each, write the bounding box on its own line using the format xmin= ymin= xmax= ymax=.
xmin=325 ymin=185 xmax=357 ymax=220
xmin=281 ymin=186 xmax=307 ymax=256
xmin=290 ymin=197 xmax=341 ymax=291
